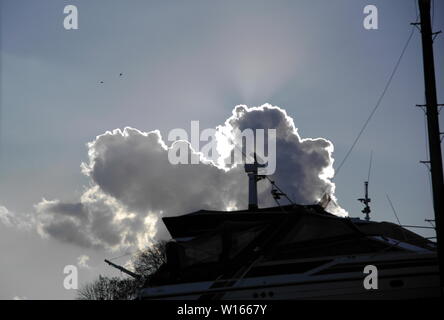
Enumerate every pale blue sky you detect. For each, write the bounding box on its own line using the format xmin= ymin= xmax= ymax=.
xmin=0 ymin=0 xmax=443 ymax=299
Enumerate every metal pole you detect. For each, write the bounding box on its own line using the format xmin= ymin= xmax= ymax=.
xmin=104 ymin=259 xmax=141 ymax=279
xmin=418 ymin=0 xmax=444 ymax=293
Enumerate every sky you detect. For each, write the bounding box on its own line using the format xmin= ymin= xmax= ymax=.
xmin=1 ymin=0 xmax=443 ymax=299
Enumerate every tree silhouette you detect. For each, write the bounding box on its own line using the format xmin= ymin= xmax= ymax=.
xmin=76 ymin=241 xmax=167 ymax=300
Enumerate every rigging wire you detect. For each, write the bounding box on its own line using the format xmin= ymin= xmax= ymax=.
xmin=386 ymin=194 xmax=402 ymax=226
xmin=367 ymin=150 xmax=373 ymax=183
xmin=425 ymin=219 xmax=436 ymax=228
xmin=265 ymin=176 xmax=295 ymax=205
xmin=402 ymin=225 xmax=435 ymax=229
xmin=317 ymin=23 xmax=418 ymax=205
xmin=108 ymin=250 xmax=135 ymax=261
xmin=334 ymin=26 xmax=416 ymax=177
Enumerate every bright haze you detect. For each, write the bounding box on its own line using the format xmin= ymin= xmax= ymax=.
xmin=1 ymin=0 xmax=443 ymax=299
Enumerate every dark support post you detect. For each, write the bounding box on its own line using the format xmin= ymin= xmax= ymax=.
xmin=418 ymin=0 xmax=444 ymax=293
xmin=104 ymin=259 xmax=141 ymax=279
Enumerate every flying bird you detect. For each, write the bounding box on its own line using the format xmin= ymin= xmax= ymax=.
xmin=98 ymin=73 xmax=122 ymax=84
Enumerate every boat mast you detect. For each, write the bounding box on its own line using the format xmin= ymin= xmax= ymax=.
xmin=417 ymin=0 xmax=444 ymax=291
xmin=358 ymin=181 xmax=371 ymax=221
xmin=244 ymin=153 xmax=265 ymax=210
xmin=358 ymin=152 xmax=372 ymax=221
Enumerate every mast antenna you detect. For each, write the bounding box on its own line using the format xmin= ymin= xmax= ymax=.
xmin=358 ymin=151 xmax=373 ymax=221
xmin=244 ymin=152 xmax=266 ymax=210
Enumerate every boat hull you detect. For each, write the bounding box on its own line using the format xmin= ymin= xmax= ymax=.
xmin=139 ymin=253 xmax=440 ymax=300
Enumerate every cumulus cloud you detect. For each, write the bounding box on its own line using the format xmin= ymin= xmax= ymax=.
xmin=217 ymin=105 xmax=346 ymax=215
xmin=82 ymin=128 xmax=246 ymax=217
xmin=0 ymin=205 xmax=33 ymax=230
xmin=77 ymin=255 xmax=91 ymax=269
xmin=34 ymin=188 xmax=158 ymax=251
xmin=2 ymin=104 xmax=347 ymax=251
xmin=31 ymin=128 xmax=245 ymax=251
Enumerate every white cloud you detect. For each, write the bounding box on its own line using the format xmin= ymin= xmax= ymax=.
xmin=77 ymin=255 xmax=91 ymax=269
xmin=216 ymin=104 xmax=347 ymax=216
xmin=0 ymin=205 xmax=33 ymax=230
xmin=2 ymin=104 xmax=347 ymax=252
